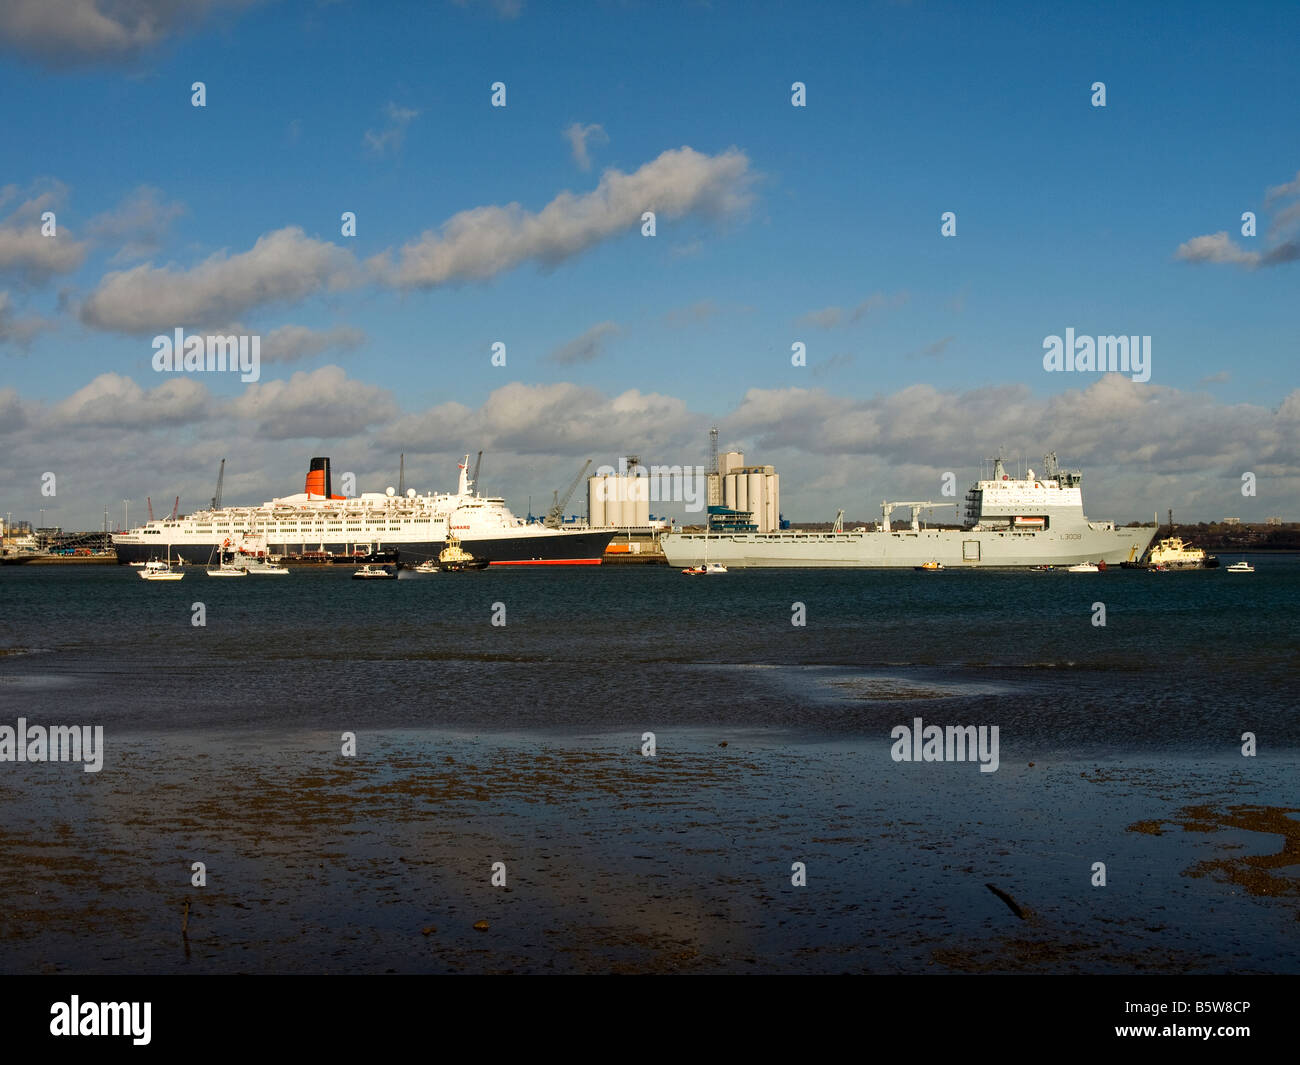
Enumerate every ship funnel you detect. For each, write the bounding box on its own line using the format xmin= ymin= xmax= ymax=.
xmin=305 ymin=457 xmax=333 ymax=498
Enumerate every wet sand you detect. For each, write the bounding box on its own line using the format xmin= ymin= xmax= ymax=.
xmin=1 ymin=730 xmax=1295 ymax=974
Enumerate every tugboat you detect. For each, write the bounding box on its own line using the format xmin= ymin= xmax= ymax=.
xmin=436 ymin=532 xmax=489 ymax=573
xmin=1121 ymin=511 xmax=1218 ymax=570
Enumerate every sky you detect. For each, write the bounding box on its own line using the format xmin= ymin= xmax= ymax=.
xmin=1 ymin=0 xmax=1297 ymax=530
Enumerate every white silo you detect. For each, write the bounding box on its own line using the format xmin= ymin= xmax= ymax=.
xmin=587 ymin=477 xmax=606 ymax=528
xmin=768 ymin=473 xmax=780 ymax=530
xmin=764 ymin=472 xmax=777 ymax=532
xmin=605 ymin=476 xmax=623 ymax=527
xmin=736 ymin=474 xmax=748 ymax=514
xmin=747 ymin=472 xmax=763 ymax=528
xmin=632 ymin=475 xmax=650 ymax=526
xmin=724 ymin=474 xmax=737 ymax=510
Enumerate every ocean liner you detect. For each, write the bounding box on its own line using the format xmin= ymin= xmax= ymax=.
xmin=660 ymin=453 xmax=1156 ymax=569
xmin=113 ymin=457 xmax=614 ymax=566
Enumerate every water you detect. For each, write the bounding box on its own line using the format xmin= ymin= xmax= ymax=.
xmin=1 ymin=559 xmax=1297 ymax=973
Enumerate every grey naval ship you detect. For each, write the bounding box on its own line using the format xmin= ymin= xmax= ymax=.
xmin=113 ymin=456 xmax=614 ymax=566
xmin=659 ymin=453 xmax=1156 ymax=569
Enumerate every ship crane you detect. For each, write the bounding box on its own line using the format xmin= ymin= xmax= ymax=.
xmin=880 ymin=500 xmax=956 ymax=532
xmin=545 ymin=459 xmax=592 ymax=527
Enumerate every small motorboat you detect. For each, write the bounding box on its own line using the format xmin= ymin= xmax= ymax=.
xmin=139 ymin=552 xmax=183 ymax=581
xmin=1067 ymin=562 xmax=1100 ymax=572
xmin=243 ymin=556 xmax=289 ymax=575
xmin=1226 ymin=561 xmax=1255 ymax=573
xmin=682 ymin=562 xmax=727 ymax=575
xmin=413 ymin=560 xmax=439 ymax=574
xmin=914 ymin=560 xmax=943 ymax=571
xmin=352 ymin=564 xmax=398 ymax=580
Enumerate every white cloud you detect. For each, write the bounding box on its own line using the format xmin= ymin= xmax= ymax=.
xmin=797 ymin=291 xmax=909 ymax=328
xmin=0 ymin=180 xmax=89 ymax=283
xmin=368 ymin=146 xmax=755 ymax=288
xmin=228 ymin=365 xmax=397 ymax=440
xmin=1176 ymin=172 xmax=1300 ymax=269
xmin=0 ymin=291 xmax=54 ymax=346
xmin=87 ymin=185 xmax=186 ymax=262
xmin=562 ymin=122 xmax=608 ymax=171
xmin=80 ymin=226 xmax=362 ymax=333
xmin=363 ymin=102 xmax=420 ymax=154
xmin=53 ymin=372 xmax=209 ymax=428
xmin=0 ymin=0 xmax=258 ymax=68
xmin=1174 ymin=231 xmax=1260 ymax=267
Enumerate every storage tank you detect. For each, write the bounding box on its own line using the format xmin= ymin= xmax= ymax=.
xmin=587 ymin=477 xmax=606 ymax=528
xmin=735 ymin=474 xmax=748 ymax=514
xmin=632 ymin=475 xmax=650 ymax=526
xmin=724 ymin=474 xmax=737 ymax=510
xmin=605 ymin=476 xmax=623 ymax=527
xmin=765 ymin=473 xmax=778 ymax=532
xmin=768 ymin=473 xmax=779 ymax=531
xmin=747 ymin=473 xmax=763 ymax=529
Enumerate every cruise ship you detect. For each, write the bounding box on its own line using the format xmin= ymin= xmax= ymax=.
xmin=659 ymin=453 xmax=1157 ymax=569
xmin=112 ymin=457 xmax=615 ymax=566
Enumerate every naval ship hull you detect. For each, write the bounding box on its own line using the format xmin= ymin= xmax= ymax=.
xmin=659 ymin=523 xmax=1156 ymax=569
xmin=113 ymin=530 xmax=615 ymax=566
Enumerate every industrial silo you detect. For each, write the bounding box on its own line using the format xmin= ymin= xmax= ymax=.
xmin=735 ymin=474 xmax=748 ymax=514
xmin=768 ymin=473 xmax=780 ymax=530
xmin=605 ymin=476 xmax=623 ymax=527
xmin=724 ymin=474 xmax=737 ymax=511
xmin=747 ymin=472 xmax=763 ymax=529
xmin=764 ymin=472 xmax=778 ymax=532
xmin=631 ymin=475 xmax=650 ymax=526
xmin=587 ymin=477 xmax=606 ymax=528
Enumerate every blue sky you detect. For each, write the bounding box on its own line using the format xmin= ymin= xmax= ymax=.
xmin=1 ymin=0 xmax=1297 ymax=527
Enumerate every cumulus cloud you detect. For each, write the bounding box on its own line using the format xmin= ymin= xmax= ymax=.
xmin=363 ymin=102 xmax=420 ymax=154
xmin=562 ymin=122 xmax=608 ymax=171
xmin=53 ymin=372 xmax=209 ymax=428
xmin=0 ymin=180 xmax=89 ymax=283
xmin=797 ymin=291 xmax=909 ymax=328
xmin=1174 ymin=231 xmax=1260 ymax=267
xmin=374 ymin=381 xmax=699 ymax=459
xmin=87 ymin=185 xmax=186 ymax=262
xmin=80 ymin=226 xmax=362 ymax=333
xmin=368 ymin=146 xmax=755 ymax=288
xmin=0 ymin=291 xmax=54 ymax=346
xmin=259 ymin=323 xmax=366 ymax=363
xmin=228 ymin=365 xmax=397 ymax=440
xmin=0 ymin=0 xmax=257 ymax=68
xmin=546 ymin=321 xmax=618 ymax=365
xmin=1176 ymin=171 xmax=1300 ymax=270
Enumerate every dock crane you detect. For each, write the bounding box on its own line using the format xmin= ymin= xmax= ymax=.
xmin=879 ymin=500 xmax=956 ymax=532
xmin=545 ymin=459 xmax=592 ymax=527
xmin=210 ymin=458 xmax=226 ymax=511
